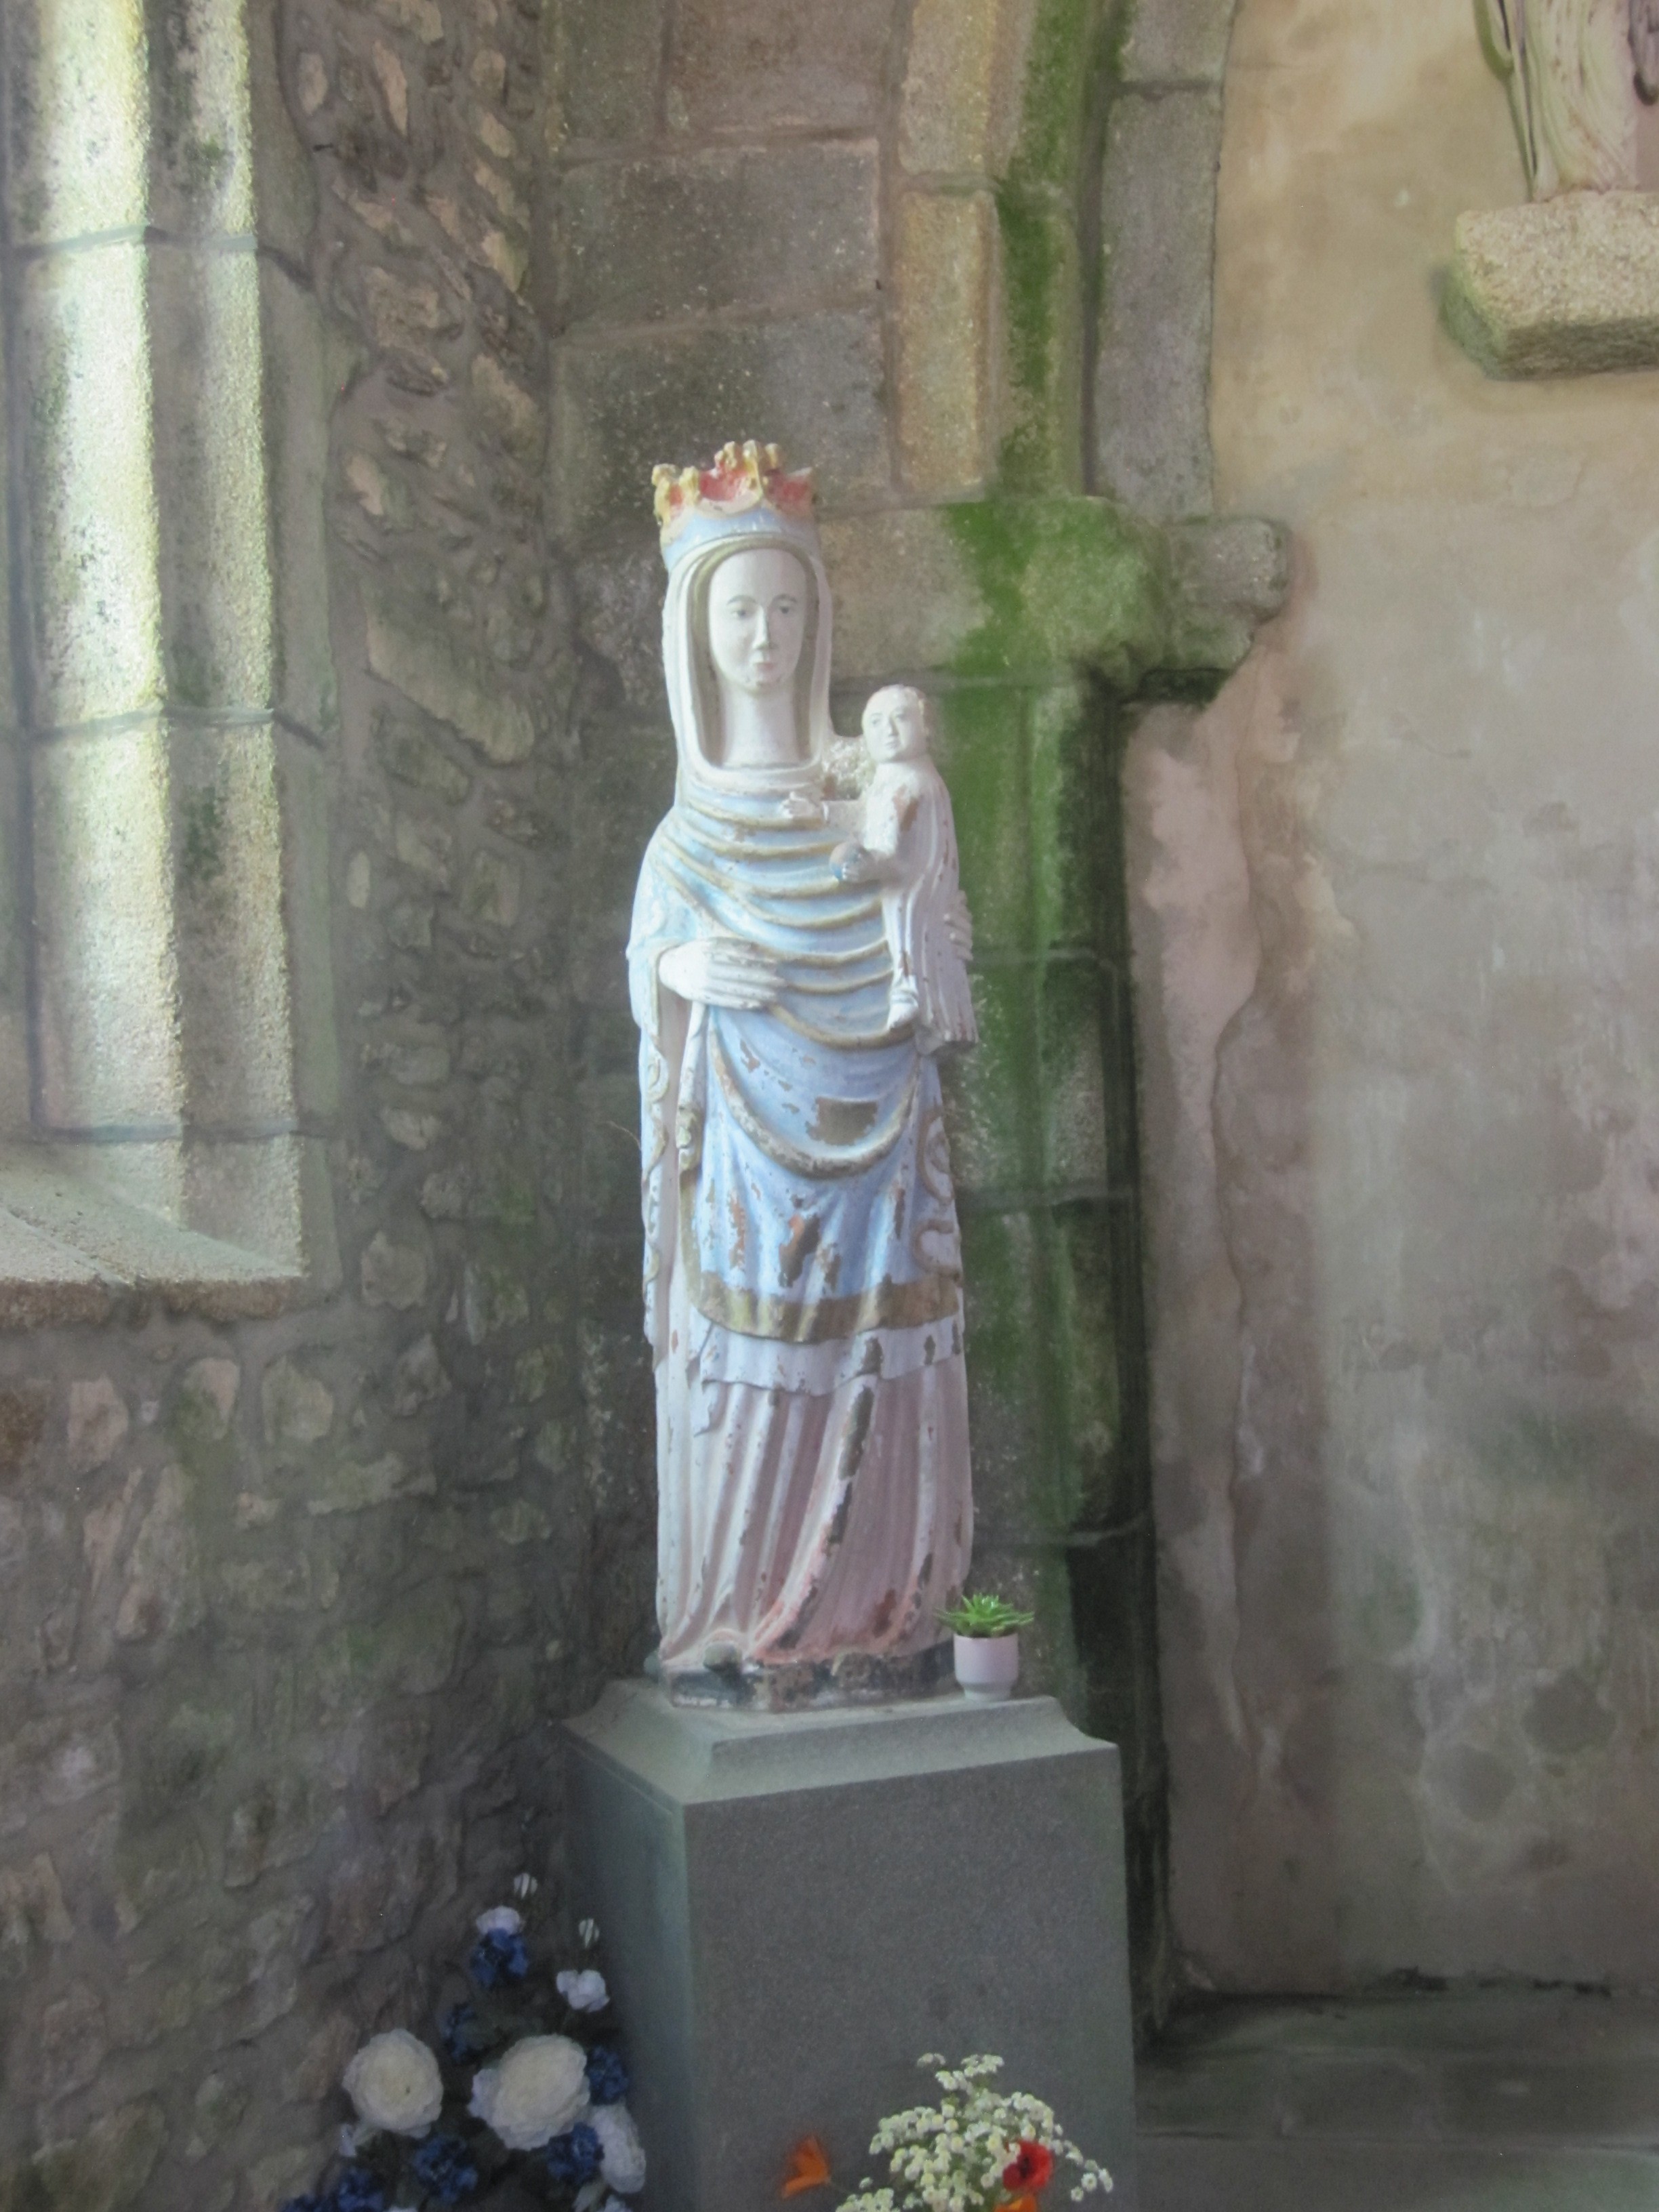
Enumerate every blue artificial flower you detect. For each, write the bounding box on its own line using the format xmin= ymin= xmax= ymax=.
xmin=441 ymin=2001 xmax=487 ymax=2063
xmin=546 ymin=2123 xmax=602 ymax=2186
xmin=411 ymin=2133 xmax=480 ymax=2205
xmin=584 ymin=2045 xmax=631 ymax=2106
xmin=329 ymin=2169 xmax=386 ymax=2212
xmin=468 ymin=1927 xmax=529 ymax=1988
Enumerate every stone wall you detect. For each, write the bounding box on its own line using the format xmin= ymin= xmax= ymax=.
xmin=1130 ymin=0 xmax=1659 ymax=1990
xmin=0 ymin=0 xmax=655 ymax=2203
xmin=0 ymin=1 xmax=1273 ymax=2200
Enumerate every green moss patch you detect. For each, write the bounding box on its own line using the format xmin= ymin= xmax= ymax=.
xmin=934 ymin=685 xmax=1033 ymax=956
xmin=1012 ymin=0 xmax=1108 ymax=191
xmin=995 ymin=186 xmax=1080 ymax=493
xmin=943 ymin=495 xmax=1172 ymax=687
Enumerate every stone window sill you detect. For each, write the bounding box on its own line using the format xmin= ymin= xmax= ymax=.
xmin=0 ymin=1148 xmax=317 ymax=1328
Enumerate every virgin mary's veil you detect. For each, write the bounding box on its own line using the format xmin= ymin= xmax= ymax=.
xmin=660 ymin=523 xmax=837 ymax=791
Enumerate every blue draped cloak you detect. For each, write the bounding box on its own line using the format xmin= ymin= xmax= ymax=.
xmin=628 ymin=783 xmax=964 ymax=1393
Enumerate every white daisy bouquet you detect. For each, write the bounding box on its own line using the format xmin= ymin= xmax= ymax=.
xmin=834 ymin=2055 xmax=1112 ymax=2212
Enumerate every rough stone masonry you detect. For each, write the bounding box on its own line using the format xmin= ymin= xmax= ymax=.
xmin=0 ymin=0 xmax=1269 ymax=2203
xmin=0 ymin=0 xmax=657 ymax=2202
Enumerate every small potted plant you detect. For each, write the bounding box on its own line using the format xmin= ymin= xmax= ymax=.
xmin=939 ymin=1592 xmax=1034 ymax=1702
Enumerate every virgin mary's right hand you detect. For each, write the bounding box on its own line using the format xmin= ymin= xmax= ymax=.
xmin=659 ymin=938 xmax=783 ymax=1010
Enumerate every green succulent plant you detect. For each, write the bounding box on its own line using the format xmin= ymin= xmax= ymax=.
xmin=937 ymin=1592 xmax=1035 ymax=1639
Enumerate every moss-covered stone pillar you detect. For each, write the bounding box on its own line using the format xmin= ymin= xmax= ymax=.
xmin=824 ymin=493 xmax=1278 ymax=2011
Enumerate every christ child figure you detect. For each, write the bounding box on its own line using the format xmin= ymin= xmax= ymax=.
xmin=831 ymin=685 xmax=978 ymax=1055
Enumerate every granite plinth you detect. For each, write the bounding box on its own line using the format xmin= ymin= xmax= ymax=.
xmin=563 ymin=1681 xmax=1139 ymax=2212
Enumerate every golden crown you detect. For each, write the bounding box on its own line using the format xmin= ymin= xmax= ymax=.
xmin=651 ymin=440 xmax=816 ymax=561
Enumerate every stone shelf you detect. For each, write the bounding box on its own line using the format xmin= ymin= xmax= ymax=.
xmin=1446 ymin=190 xmax=1659 ymax=377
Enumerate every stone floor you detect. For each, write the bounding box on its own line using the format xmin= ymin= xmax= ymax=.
xmin=1135 ymin=1988 xmax=1659 ymax=2209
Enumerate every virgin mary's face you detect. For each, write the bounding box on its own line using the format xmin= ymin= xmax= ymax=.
xmin=706 ymin=546 xmax=808 ymax=696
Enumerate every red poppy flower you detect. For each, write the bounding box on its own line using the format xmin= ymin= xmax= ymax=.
xmin=1003 ymin=2142 xmax=1055 ymax=2193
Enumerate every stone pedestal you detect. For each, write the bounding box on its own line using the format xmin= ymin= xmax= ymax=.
xmin=563 ymin=1682 xmax=1139 ymax=2212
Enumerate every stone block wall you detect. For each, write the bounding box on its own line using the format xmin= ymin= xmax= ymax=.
xmin=1097 ymin=0 xmax=1234 ymax=518
xmin=0 ymin=1 xmax=1273 ymax=2200
xmin=0 ymin=0 xmax=655 ymax=2203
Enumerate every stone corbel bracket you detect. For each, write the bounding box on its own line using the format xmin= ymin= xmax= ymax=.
xmin=822 ymin=500 xmax=1290 ymax=702
xmin=1446 ymin=190 xmax=1659 ymax=377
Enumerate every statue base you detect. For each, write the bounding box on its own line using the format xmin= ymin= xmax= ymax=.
xmin=562 ymin=1681 xmax=1140 ymax=2212
xmin=661 ymin=1638 xmax=955 ymax=1711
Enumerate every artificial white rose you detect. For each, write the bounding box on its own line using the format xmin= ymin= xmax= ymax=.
xmin=342 ymin=2030 xmax=443 ymax=2138
xmin=556 ymin=1967 xmax=609 ymax=2012
xmin=475 ymin=1905 xmax=524 ymax=1937
xmin=469 ymin=2034 xmax=591 ymax=2150
xmin=591 ymin=2102 xmax=647 ymax=2196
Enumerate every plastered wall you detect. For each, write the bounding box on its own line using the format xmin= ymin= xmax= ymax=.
xmin=1130 ymin=0 xmax=1659 ymax=1989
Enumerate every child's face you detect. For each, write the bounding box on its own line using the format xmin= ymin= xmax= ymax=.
xmin=863 ymin=689 xmax=926 ymax=764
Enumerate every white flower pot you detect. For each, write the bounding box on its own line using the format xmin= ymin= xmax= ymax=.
xmin=953 ymin=1631 xmax=1020 ymax=1701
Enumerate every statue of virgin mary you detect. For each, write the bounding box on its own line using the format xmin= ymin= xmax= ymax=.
xmin=626 ymin=442 xmax=975 ymax=1706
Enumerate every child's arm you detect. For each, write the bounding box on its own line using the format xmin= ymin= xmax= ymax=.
xmin=780 ymin=791 xmax=863 ymax=832
xmin=832 ymin=840 xmax=886 ymax=884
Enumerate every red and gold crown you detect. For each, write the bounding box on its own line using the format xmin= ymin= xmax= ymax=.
xmin=652 ymin=440 xmax=817 ymax=569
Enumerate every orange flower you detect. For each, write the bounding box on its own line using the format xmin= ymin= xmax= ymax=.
xmin=781 ymin=2137 xmax=832 ymax=2197
xmin=1001 ymin=2195 xmax=1039 ymax=2212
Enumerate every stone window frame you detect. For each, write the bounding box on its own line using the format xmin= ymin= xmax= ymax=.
xmin=0 ymin=0 xmax=340 ymax=1326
